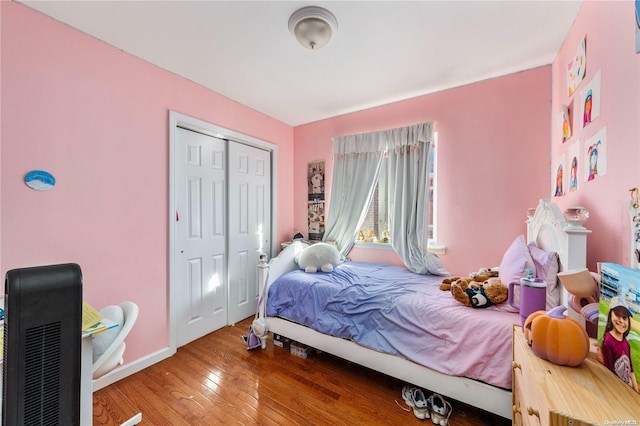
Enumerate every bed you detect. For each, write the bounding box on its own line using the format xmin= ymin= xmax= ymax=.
xmin=257 ymin=199 xmax=591 ymax=419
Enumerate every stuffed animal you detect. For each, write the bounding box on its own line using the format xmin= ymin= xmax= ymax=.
xmin=295 ymin=242 xmax=341 ymax=273
xmin=449 ymin=278 xmax=482 ymax=306
xmin=439 ymin=267 xmax=499 ymax=291
xmin=439 ymin=276 xmax=469 ymax=291
xmin=450 ymin=277 xmax=508 ymax=308
xmin=469 ymin=267 xmax=499 ymax=282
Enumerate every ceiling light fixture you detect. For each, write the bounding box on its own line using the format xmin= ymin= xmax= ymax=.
xmin=288 ymin=6 xmax=338 ymax=50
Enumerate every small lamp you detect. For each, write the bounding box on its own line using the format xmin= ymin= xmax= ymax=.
xmin=288 ymin=6 xmax=338 ymax=50
xmin=563 ymin=206 xmax=589 ymax=229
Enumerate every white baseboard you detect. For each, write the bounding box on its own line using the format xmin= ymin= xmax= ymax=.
xmin=92 ymin=346 xmax=175 ymax=392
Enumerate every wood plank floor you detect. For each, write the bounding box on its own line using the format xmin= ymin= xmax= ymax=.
xmin=93 ymin=317 xmax=512 ymax=425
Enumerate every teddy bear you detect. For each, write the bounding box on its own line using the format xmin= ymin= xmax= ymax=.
xmin=439 ymin=276 xmax=469 ymax=291
xmin=295 ymin=242 xmax=342 ymax=273
xmin=450 ymin=277 xmax=508 ymax=308
xmin=469 ymin=267 xmax=499 ymax=282
xmin=439 ymin=267 xmax=499 ymax=291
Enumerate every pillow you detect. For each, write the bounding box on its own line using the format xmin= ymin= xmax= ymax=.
xmin=92 ymin=304 xmax=124 ymax=362
xmin=498 ymin=235 xmax=535 ymax=287
xmin=528 ymin=243 xmax=560 ymax=309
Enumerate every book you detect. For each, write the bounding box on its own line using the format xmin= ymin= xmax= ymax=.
xmin=82 ymin=301 xmax=103 ymax=331
xmin=597 ymin=263 xmax=640 ymax=392
xmin=82 ymin=301 xmax=117 ymax=337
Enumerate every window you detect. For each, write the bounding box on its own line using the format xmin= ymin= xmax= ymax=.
xmin=357 ymin=133 xmax=438 ymax=245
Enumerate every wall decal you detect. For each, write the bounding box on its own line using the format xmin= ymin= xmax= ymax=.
xmin=566 ymin=37 xmax=586 ymax=97
xmin=24 ymin=170 xmax=56 ymax=191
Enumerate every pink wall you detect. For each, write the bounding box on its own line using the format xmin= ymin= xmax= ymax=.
xmin=6 ymin=0 xmax=636 ymax=375
xmin=294 ymin=67 xmax=552 ymax=275
xmin=1 ymin=2 xmax=295 ymax=363
xmin=551 ymin=1 xmax=640 ymax=270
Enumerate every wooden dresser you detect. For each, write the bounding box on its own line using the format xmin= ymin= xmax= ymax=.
xmin=512 ymin=325 xmax=640 ymax=425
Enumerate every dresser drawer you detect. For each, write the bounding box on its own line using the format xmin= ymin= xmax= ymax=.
xmin=513 ymin=328 xmax=549 ymax=425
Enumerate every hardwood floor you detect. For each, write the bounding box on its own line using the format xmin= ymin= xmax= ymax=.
xmin=93 ymin=317 xmax=511 ymax=425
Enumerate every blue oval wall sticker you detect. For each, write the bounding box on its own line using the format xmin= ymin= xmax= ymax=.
xmin=25 ymin=170 xmax=56 ymax=191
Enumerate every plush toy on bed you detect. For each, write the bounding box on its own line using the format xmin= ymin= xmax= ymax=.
xmin=449 ymin=277 xmax=508 ymax=308
xmin=295 ymin=242 xmax=342 ymax=273
xmin=438 ymin=267 xmax=498 ymax=291
xmin=469 ymin=267 xmax=499 ymax=282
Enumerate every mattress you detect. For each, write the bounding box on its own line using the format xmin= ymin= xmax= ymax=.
xmin=266 ymin=261 xmax=518 ymax=389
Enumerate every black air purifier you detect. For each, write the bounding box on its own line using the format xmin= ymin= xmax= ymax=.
xmin=3 ymin=263 xmax=83 ymax=426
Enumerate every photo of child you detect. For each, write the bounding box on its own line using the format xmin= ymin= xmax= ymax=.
xmin=599 ymin=296 xmax=640 ymax=393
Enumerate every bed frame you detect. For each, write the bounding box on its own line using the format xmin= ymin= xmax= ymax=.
xmin=257 ymin=199 xmax=590 ymax=420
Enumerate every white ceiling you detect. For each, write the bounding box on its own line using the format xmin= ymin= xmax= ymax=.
xmin=20 ymin=1 xmax=583 ymax=126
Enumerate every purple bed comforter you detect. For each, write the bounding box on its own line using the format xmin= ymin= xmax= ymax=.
xmin=266 ymin=261 xmax=518 ymax=389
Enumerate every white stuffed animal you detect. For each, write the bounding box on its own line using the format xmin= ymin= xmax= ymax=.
xmin=296 ymin=243 xmax=341 ymax=273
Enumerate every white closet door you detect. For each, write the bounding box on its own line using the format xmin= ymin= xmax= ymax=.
xmin=175 ymin=127 xmax=227 ymax=347
xmin=227 ymin=142 xmax=271 ymax=324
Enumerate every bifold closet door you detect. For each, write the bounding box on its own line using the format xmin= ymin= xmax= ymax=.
xmin=227 ymin=142 xmax=271 ymax=324
xmin=175 ymin=127 xmax=227 ymax=347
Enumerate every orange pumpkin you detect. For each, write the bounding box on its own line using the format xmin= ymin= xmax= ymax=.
xmin=523 ymin=306 xmax=590 ymax=367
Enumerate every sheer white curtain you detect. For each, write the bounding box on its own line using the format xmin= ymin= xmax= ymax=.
xmin=323 ymin=133 xmax=386 ymax=254
xmin=324 ymin=122 xmax=448 ymax=275
xmin=387 ymin=122 xmax=448 ymax=275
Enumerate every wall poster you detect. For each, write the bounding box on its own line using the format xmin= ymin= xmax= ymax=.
xmin=307 ymin=160 xmax=325 ymax=241
xmin=584 ymin=126 xmax=607 ymax=182
xmin=636 ymin=0 xmax=640 ymax=54
xmin=555 ymin=104 xmax=572 ymax=143
xmin=578 ymin=70 xmax=601 ymax=129
xmin=553 ymin=153 xmax=566 ymax=197
xmin=566 ymin=37 xmax=586 ymax=97
xmin=568 ymin=140 xmax=581 ymax=192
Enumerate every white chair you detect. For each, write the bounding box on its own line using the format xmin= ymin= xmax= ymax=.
xmin=92 ymin=301 xmax=139 ymax=380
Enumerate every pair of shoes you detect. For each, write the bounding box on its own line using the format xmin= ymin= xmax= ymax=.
xmin=401 ymin=385 xmax=430 ymax=420
xmin=426 ymin=393 xmax=452 ymax=426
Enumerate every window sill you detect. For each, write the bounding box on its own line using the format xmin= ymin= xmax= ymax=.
xmin=427 ymin=244 xmax=446 ymax=255
xmin=353 ymin=241 xmax=393 ymax=250
xmin=353 ymin=241 xmax=446 ymax=255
